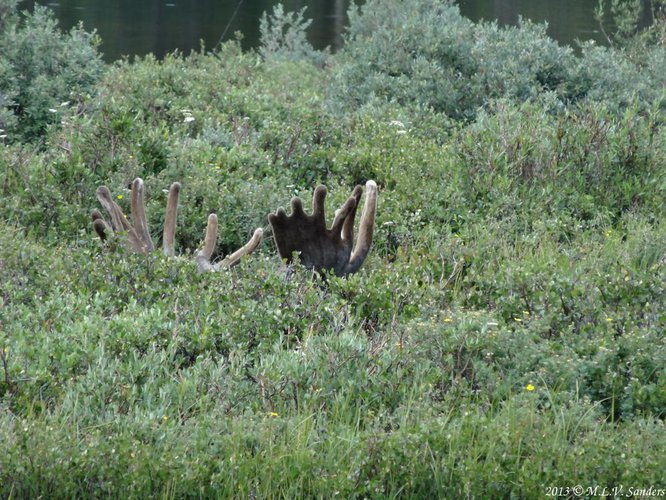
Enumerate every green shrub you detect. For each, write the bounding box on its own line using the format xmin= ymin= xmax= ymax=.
xmin=259 ymin=4 xmax=327 ymax=66
xmin=1 ymin=0 xmax=666 ymax=495
xmin=331 ymin=0 xmax=576 ymax=120
xmin=453 ymin=96 xmax=666 ymax=218
xmin=330 ymin=0 xmax=665 ymax=121
xmin=577 ymin=41 xmax=666 ymax=113
xmin=0 ymin=1 xmax=103 ymax=143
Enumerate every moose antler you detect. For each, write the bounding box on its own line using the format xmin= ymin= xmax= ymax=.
xmin=195 ymin=213 xmax=263 ymax=271
xmin=92 ymin=178 xmax=262 ymax=271
xmin=268 ymin=180 xmax=378 ymax=276
xmin=92 ymin=178 xmax=170 ymax=254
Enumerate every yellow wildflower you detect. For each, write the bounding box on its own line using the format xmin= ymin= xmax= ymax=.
xmin=526 ymin=384 xmax=535 ymax=392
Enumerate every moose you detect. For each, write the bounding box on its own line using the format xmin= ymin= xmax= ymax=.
xmin=91 ymin=177 xmax=378 ymax=277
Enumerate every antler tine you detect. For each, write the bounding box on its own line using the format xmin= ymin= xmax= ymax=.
xmin=96 ymin=184 xmax=147 ymax=252
xmin=330 ymin=194 xmax=358 ymax=237
xmin=91 ymin=210 xmax=112 ymax=241
xmin=96 ymin=186 xmax=132 ymax=232
xmin=311 ymin=185 xmax=327 ymax=220
xmin=131 ymin=178 xmax=155 ymax=253
xmin=162 ymin=182 xmax=181 ymax=257
xmin=221 ymin=228 xmax=263 ymax=269
xmin=341 ymin=185 xmax=363 ymax=242
xmin=290 ymin=197 xmax=306 ymax=218
xmin=345 ymin=180 xmax=378 ymax=275
xmin=196 ymin=213 xmax=219 ymax=272
xmin=195 ymin=215 xmax=263 ymax=271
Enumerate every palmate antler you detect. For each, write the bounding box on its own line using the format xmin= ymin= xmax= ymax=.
xmin=92 ymin=178 xmax=262 ymax=271
xmin=268 ymin=180 xmax=378 ymax=277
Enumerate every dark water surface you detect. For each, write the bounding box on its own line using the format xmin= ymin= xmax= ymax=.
xmin=19 ymin=0 xmax=652 ymax=62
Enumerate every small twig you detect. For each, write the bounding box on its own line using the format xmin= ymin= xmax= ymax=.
xmin=442 ymin=257 xmax=466 ymax=289
xmin=172 ymin=296 xmax=180 ymax=339
xmin=0 ymin=339 xmax=12 ymax=389
xmin=216 ymin=0 xmax=245 ymax=47
xmin=520 ymin=282 xmax=533 ymax=315
xmin=282 ymin=125 xmax=302 ymax=167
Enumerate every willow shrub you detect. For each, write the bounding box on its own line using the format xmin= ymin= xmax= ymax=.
xmin=331 ymin=0 xmax=665 ymax=120
xmin=0 ymin=0 xmax=103 ymax=143
xmin=1 ymin=2 xmax=665 ymax=495
xmin=330 ymin=0 xmax=576 ymax=119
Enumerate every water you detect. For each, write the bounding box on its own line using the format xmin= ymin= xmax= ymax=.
xmin=18 ymin=1 xmax=653 ymax=62
xmin=459 ymin=0 xmax=653 ymax=47
xmin=18 ymin=0 xmax=351 ymax=61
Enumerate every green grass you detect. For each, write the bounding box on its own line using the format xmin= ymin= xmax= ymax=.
xmin=1 ymin=0 xmax=666 ymax=496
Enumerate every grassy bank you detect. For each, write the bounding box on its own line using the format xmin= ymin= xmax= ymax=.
xmin=1 ymin=0 xmax=665 ymax=496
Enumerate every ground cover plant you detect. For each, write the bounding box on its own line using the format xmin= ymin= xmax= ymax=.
xmin=0 ymin=0 xmax=665 ymax=496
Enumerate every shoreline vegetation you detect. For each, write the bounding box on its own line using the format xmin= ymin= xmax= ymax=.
xmin=1 ymin=0 xmax=665 ymax=496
